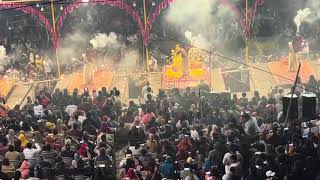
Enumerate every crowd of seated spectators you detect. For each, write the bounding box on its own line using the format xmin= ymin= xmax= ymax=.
xmin=0 ymin=76 xmax=319 ymax=180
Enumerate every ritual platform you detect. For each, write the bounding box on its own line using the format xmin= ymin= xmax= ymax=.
xmin=162 ymin=45 xmax=210 ymax=89
xmin=56 ymin=69 xmax=113 ymax=93
xmin=268 ymin=59 xmax=316 ymax=87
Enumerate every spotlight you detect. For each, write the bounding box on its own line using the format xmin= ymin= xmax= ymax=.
xmin=152 ymin=1 xmax=155 ymax=6
xmin=36 ymin=4 xmax=40 ymax=8
xmin=41 ymin=6 xmax=44 ymax=11
xmin=82 ymin=0 xmax=89 ymax=2
xmin=133 ymin=2 xmax=136 ymax=7
xmin=60 ymin=5 xmax=63 ymax=10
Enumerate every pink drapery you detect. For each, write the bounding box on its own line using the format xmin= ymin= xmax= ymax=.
xmin=0 ymin=3 xmax=57 ymax=48
xmin=56 ymin=0 xmax=146 ymax=45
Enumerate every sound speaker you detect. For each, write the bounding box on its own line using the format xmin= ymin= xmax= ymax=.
xmin=282 ymin=94 xmax=298 ymax=119
xmin=302 ymin=93 xmax=317 ymax=120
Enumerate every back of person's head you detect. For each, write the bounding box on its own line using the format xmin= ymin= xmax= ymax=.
xmin=110 ymin=89 xmax=114 ymax=96
xmin=115 ymin=90 xmax=120 ymax=96
xmin=210 ymin=166 xmax=219 ymax=177
xmin=73 ymin=123 xmax=79 ymax=130
xmin=2 ymin=158 xmax=10 ymax=166
xmin=8 ymin=144 xmax=15 ymax=152
xmin=229 ymin=143 xmax=238 ymax=153
xmin=147 ymin=87 xmax=152 ymax=93
xmin=101 ymin=134 xmax=106 ymax=141
xmin=146 ymin=108 xmax=152 ymax=113
xmin=135 ymin=143 xmax=140 ymax=149
xmin=141 ymin=104 xmax=147 ymax=111
xmin=99 ymin=147 xmax=106 ymax=156
xmin=147 ymin=94 xmax=152 ymax=100
xmin=230 ymin=154 xmax=238 ymax=163
xmin=43 ymin=144 xmax=51 ymax=151
xmin=26 ymin=142 xmax=32 ymax=149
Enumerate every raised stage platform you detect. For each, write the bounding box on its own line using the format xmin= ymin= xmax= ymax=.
xmin=268 ymin=59 xmax=317 ymax=87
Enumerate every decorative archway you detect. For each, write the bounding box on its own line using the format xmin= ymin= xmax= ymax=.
xmin=0 ymin=0 xmax=264 ymax=48
xmin=56 ymin=0 xmax=146 ymax=47
xmin=145 ymin=0 xmax=265 ymax=44
xmin=0 ymin=3 xmax=57 ymax=48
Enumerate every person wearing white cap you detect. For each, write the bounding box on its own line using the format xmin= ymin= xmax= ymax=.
xmin=266 ymin=170 xmax=276 ymax=180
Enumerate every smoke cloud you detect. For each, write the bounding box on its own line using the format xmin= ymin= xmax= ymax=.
xmin=90 ymin=32 xmax=124 ymax=50
xmin=184 ymin=30 xmax=210 ymax=50
xmin=164 ymin=0 xmax=239 ymax=51
xmin=59 ymin=29 xmax=90 ymax=66
xmin=294 ymin=8 xmax=312 ymax=33
xmin=306 ymin=0 xmax=320 ymax=19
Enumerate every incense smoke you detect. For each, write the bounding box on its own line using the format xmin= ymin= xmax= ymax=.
xmin=165 ymin=0 xmax=240 ymax=52
xmin=90 ymin=32 xmax=124 ymax=50
xmin=294 ymin=8 xmax=312 ymax=33
xmin=59 ymin=29 xmax=90 ymax=66
xmin=184 ymin=30 xmax=210 ymax=50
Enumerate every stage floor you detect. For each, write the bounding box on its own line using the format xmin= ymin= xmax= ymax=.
xmin=268 ymin=60 xmax=317 ymax=86
xmin=57 ymin=70 xmax=113 ymax=93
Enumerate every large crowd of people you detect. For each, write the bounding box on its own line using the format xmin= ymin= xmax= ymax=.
xmin=0 ymin=77 xmax=318 ymax=180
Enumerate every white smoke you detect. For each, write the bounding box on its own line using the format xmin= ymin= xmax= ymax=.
xmin=184 ymin=30 xmax=210 ymax=49
xmin=90 ymin=32 xmax=123 ymax=49
xmin=165 ymin=0 xmax=238 ymax=51
xmin=59 ymin=29 xmax=90 ymax=66
xmin=306 ymin=0 xmax=320 ymax=19
xmin=294 ymin=8 xmax=312 ymax=33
